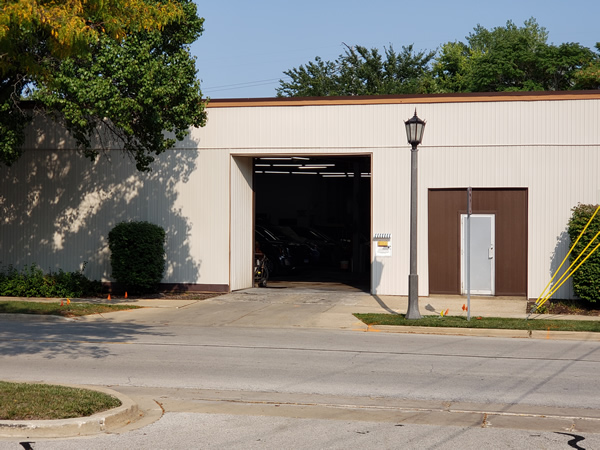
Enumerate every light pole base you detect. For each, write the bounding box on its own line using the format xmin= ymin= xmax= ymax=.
xmin=406 ymin=274 xmax=422 ymax=319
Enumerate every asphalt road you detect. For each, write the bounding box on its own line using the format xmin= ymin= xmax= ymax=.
xmin=4 ymin=413 xmax=600 ymax=450
xmin=1 ymin=320 xmax=600 ymax=409
xmin=2 ymin=294 xmax=600 ymax=448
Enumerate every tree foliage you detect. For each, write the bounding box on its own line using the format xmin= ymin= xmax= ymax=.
xmin=0 ymin=0 xmax=206 ymax=171
xmin=0 ymin=0 xmax=183 ymax=75
xmin=277 ymin=44 xmax=435 ymax=97
xmin=572 ymin=44 xmax=600 ymax=90
xmin=567 ymin=204 xmax=600 ymax=303
xmin=436 ymin=19 xmax=596 ymax=92
xmin=278 ymin=18 xmax=600 ymax=97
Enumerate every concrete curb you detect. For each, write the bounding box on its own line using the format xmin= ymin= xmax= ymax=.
xmin=0 ymin=313 xmax=74 ymax=322
xmin=366 ymin=324 xmax=600 ymax=341
xmin=0 ymin=384 xmax=140 ymax=438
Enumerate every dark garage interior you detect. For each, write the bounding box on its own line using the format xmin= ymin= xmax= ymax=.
xmin=253 ymin=155 xmax=371 ymax=289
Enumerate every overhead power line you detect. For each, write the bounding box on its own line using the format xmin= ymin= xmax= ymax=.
xmin=202 ymin=77 xmax=291 ymax=93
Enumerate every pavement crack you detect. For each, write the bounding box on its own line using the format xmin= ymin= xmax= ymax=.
xmin=481 ymin=413 xmax=490 ymax=428
xmin=154 ymin=400 xmax=166 ymax=415
xmin=227 ymin=304 xmax=271 ymax=324
xmin=176 ymin=301 xmax=202 ymax=309
xmin=555 ymin=432 xmax=586 ymax=450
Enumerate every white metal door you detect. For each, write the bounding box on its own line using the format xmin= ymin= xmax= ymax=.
xmin=461 ymin=214 xmax=495 ymax=295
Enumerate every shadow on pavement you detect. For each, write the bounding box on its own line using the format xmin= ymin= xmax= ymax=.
xmin=0 ymin=319 xmax=172 ymax=359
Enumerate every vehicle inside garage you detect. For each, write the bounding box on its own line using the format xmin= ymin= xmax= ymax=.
xmin=253 ymin=155 xmax=371 ymax=289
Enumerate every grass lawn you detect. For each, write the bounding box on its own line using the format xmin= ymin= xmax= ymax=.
xmin=0 ymin=300 xmax=141 ymax=317
xmin=0 ymin=381 xmax=121 ymax=420
xmin=354 ymin=313 xmax=600 ymax=332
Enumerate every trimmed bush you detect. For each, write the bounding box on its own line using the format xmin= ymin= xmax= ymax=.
xmin=567 ymin=204 xmax=600 ymax=302
xmin=108 ymin=221 xmax=166 ymax=293
xmin=0 ymin=262 xmax=101 ymax=298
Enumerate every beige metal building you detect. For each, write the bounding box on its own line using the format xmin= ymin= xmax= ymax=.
xmin=2 ymin=91 xmax=600 ymax=300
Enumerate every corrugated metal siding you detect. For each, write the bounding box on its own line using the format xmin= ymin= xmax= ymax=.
xmin=371 ymin=147 xmax=411 ymax=295
xmin=229 ymin=156 xmax=253 ymax=290
xmin=193 ymin=99 xmax=600 ymax=298
xmin=421 ymin=146 xmax=599 ymax=299
xmin=171 ymin=148 xmax=229 ymax=286
xmin=5 ymin=96 xmax=599 ymax=298
xmin=1 ymin=142 xmax=230 ymax=287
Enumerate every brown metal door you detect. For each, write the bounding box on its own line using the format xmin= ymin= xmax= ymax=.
xmin=428 ymin=188 xmax=527 ymax=296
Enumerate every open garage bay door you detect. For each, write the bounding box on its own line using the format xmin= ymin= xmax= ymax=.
xmin=254 ymin=155 xmax=371 ymax=290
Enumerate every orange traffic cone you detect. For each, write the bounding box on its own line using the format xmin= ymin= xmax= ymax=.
xmin=445 ymin=309 xmax=450 ymax=316
xmin=108 ymin=294 xmax=111 ymax=301
xmin=125 ymin=292 xmax=128 ymax=299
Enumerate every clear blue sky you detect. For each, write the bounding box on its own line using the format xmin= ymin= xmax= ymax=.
xmin=191 ymin=0 xmax=599 ymax=99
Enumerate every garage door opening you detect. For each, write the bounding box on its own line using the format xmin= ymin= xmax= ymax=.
xmin=254 ymin=155 xmax=371 ymax=290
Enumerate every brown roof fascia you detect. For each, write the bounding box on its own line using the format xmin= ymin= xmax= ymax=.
xmin=206 ymin=90 xmax=600 ymax=108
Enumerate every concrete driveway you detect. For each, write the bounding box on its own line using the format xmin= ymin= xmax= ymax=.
xmin=60 ymin=282 xmax=543 ymax=334
xmin=58 ymin=282 xmax=600 ymax=340
xmin=9 ymin=283 xmax=598 ymax=340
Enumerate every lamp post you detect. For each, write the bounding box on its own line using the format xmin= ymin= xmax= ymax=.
xmin=405 ymin=110 xmax=426 ymax=320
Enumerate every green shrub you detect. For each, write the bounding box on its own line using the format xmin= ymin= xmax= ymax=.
xmin=108 ymin=221 xmax=166 ymax=293
xmin=50 ymin=263 xmax=102 ymax=298
xmin=0 ymin=263 xmax=101 ymax=298
xmin=567 ymin=204 xmax=600 ymax=302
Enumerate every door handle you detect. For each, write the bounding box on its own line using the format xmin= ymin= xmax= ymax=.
xmin=488 ymin=245 xmax=494 ymax=259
